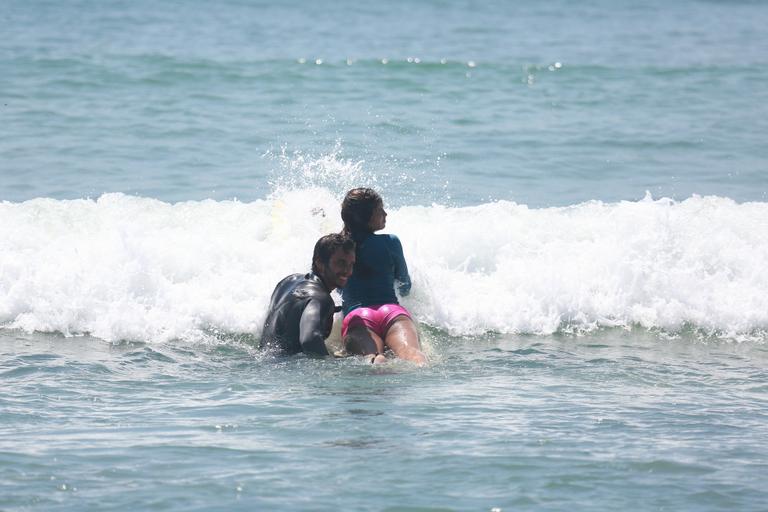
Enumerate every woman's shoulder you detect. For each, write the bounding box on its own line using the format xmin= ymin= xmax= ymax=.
xmin=368 ymin=233 xmax=402 ymax=248
xmin=372 ymin=232 xmax=401 ymax=242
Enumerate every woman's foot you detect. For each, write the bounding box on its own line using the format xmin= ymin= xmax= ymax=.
xmin=370 ymin=353 xmax=388 ymax=364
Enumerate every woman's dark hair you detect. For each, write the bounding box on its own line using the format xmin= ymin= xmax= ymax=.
xmin=340 ymin=188 xmax=382 ymax=240
xmin=312 ymin=233 xmax=355 ymax=274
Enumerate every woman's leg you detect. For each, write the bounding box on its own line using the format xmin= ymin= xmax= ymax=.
xmin=344 ymin=320 xmax=387 ymax=364
xmin=384 ymin=316 xmax=427 ymax=365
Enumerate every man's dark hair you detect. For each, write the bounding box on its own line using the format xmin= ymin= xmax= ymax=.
xmin=341 ymin=187 xmax=383 ymax=240
xmin=312 ymin=233 xmax=355 ymax=274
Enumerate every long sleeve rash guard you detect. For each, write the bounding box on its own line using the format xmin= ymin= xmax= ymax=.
xmin=341 ymin=233 xmax=411 ymax=316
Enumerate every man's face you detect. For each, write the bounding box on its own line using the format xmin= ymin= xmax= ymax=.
xmin=319 ymin=248 xmax=355 ymax=290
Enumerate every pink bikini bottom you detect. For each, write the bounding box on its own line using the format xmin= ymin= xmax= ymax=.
xmin=341 ymin=304 xmax=412 ymax=339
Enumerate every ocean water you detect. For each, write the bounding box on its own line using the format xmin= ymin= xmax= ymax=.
xmin=2 ymin=0 xmax=768 ymax=510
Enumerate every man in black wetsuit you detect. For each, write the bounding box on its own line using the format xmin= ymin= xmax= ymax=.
xmin=260 ymin=233 xmax=355 ymax=355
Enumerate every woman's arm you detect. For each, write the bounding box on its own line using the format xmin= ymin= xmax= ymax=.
xmin=389 ymin=235 xmax=412 ymax=296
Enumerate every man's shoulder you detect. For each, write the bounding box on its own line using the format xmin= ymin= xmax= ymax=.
xmin=275 ymin=273 xmax=332 ymax=306
xmin=292 ymin=274 xmax=331 ymax=298
xmin=275 ymin=273 xmax=304 ymax=287
xmin=269 ymin=273 xmax=299 ymax=296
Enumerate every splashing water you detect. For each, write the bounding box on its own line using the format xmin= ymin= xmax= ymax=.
xmin=2 ymin=187 xmax=767 ymax=343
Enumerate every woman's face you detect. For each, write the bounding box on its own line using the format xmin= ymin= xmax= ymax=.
xmin=368 ymin=202 xmax=387 ymax=231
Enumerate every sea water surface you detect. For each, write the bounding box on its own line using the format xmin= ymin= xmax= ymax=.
xmin=2 ymin=0 xmax=768 ymax=510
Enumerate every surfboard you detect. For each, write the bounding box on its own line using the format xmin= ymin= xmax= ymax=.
xmin=270 ymin=197 xmax=337 ymax=240
xmin=324 ymin=311 xmax=346 ymax=357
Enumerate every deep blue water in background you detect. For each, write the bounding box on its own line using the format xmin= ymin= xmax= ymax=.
xmin=3 ymin=0 xmax=767 ymax=206
xmin=2 ymin=1 xmax=768 ymax=510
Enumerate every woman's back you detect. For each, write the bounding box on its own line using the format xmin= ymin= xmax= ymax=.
xmin=341 ymin=233 xmax=411 ymax=315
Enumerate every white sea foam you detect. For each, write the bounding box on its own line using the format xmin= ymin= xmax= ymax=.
xmin=1 ymin=192 xmax=767 ymax=342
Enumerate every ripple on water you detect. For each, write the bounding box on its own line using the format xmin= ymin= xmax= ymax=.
xmin=1 ymin=365 xmax=42 ymax=378
xmin=626 ymin=459 xmax=717 ymax=476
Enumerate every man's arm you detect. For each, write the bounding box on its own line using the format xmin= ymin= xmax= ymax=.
xmin=298 ymin=298 xmax=332 ymax=356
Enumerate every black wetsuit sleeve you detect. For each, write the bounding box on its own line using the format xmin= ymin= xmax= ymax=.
xmin=298 ymin=297 xmax=332 ymax=356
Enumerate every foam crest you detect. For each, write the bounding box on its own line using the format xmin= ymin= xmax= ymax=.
xmin=394 ymin=194 xmax=768 ymax=340
xmin=1 ymin=193 xmax=767 ymax=342
xmin=0 ymin=191 xmax=342 ymax=343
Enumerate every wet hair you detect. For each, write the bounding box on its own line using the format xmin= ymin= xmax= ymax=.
xmin=312 ymin=233 xmax=355 ymax=274
xmin=340 ymin=188 xmax=382 ymax=241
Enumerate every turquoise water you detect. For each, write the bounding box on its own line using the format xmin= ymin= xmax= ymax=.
xmin=4 ymin=0 xmax=768 ymax=206
xmin=2 ymin=0 xmax=768 ymax=510
xmin=3 ymin=332 xmax=767 ymax=511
